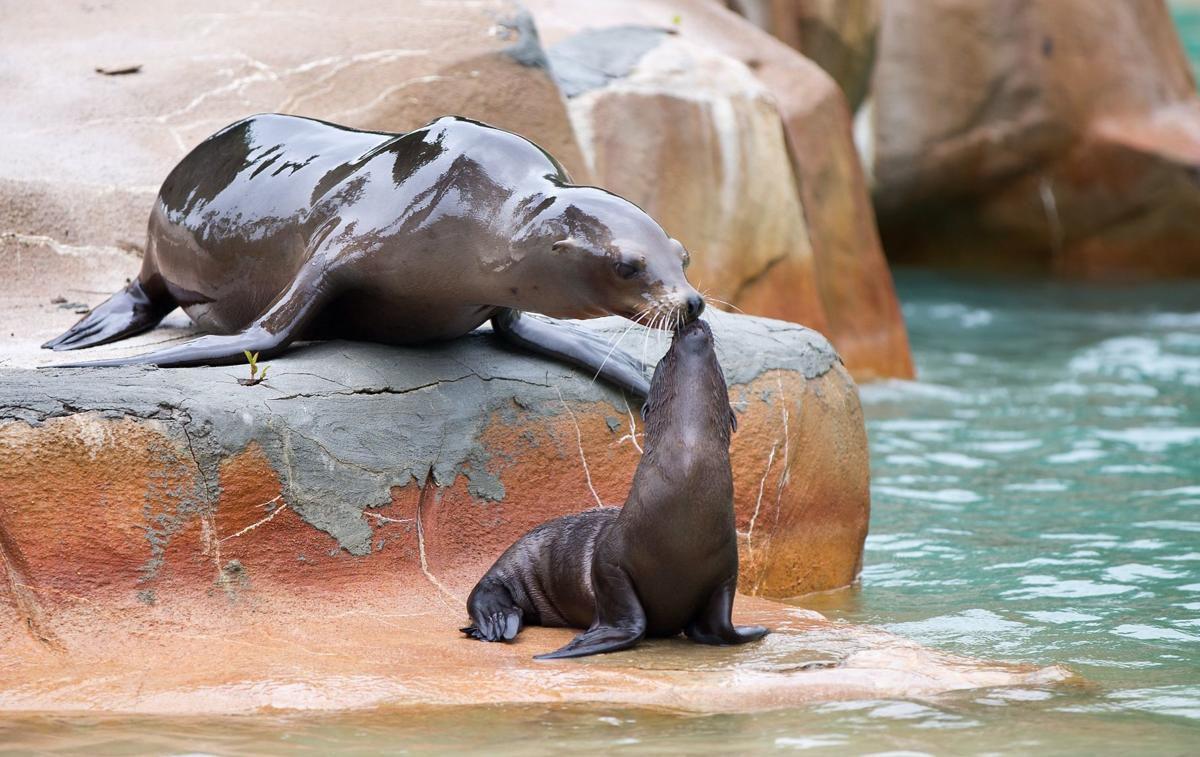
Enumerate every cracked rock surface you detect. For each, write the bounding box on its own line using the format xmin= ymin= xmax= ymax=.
xmin=0 ymin=311 xmax=1072 ymax=713
xmin=0 ymin=0 xmax=587 ymax=249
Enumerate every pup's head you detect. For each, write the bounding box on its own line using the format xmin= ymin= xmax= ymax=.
xmin=642 ymin=318 xmax=737 ymax=450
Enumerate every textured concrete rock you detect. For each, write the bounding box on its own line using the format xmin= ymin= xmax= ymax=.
xmin=0 ymin=0 xmax=588 ymax=248
xmin=0 ymin=593 xmax=1069 ymax=715
xmin=1 ymin=314 xmax=865 ymax=597
xmin=529 ymin=0 xmax=913 ymax=380
xmin=724 ymin=0 xmax=879 ymax=109
xmin=0 ymin=316 xmax=1071 ymax=711
xmin=867 ymin=0 xmax=1200 ymax=279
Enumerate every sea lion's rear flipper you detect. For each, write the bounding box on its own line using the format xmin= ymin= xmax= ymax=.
xmin=42 ymin=280 xmax=177 ymax=352
xmin=491 ymin=309 xmax=650 ymax=399
xmin=52 ymin=256 xmax=337 ymax=368
xmin=684 ymin=578 xmax=769 ymax=646
xmin=534 ymin=563 xmax=646 ymax=660
xmin=462 ymin=577 xmax=523 ymax=643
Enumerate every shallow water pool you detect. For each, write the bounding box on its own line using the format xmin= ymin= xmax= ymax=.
xmin=2 ymin=270 xmax=1198 ymax=753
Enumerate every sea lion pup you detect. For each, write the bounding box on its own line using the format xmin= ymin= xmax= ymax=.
xmin=462 ymin=318 xmax=768 ymax=659
xmin=44 ymin=113 xmax=704 ymax=398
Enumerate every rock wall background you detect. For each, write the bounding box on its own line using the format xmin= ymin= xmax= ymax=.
xmin=0 ymin=0 xmax=914 ymax=381
xmin=732 ymin=0 xmax=1200 ymax=280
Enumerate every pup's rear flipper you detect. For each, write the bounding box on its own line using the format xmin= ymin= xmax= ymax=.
xmin=42 ymin=280 xmax=176 ymax=351
xmin=461 ymin=578 xmax=523 ymax=642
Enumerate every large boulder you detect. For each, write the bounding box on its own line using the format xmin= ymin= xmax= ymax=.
xmin=1 ymin=309 xmax=867 ymax=603
xmin=0 ymin=0 xmax=589 ymax=249
xmin=0 ymin=257 xmax=1069 ymax=712
xmin=529 ymin=0 xmax=914 ymax=380
xmin=549 ymin=28 xmax=830 ymax=335
xmin=866 ymin=0 xmax=1200 ymax=279
xmin=723 ymin=0 xmax=880 ymax=110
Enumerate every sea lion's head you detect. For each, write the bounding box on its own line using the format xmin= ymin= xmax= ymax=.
xmin=507 ymin=186 xmax=703 ymax=327
xmin=643 ymin=318 xmax=737 ymax=451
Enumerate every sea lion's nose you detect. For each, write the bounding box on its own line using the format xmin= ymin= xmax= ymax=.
xmin=685 ymin=294 xmax=705 ymax=321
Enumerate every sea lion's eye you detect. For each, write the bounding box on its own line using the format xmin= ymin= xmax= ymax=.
xmin=681 ymin=250 xmax=691 ymax=269
xmin=615 ymin=261 xmax=640 ymax=280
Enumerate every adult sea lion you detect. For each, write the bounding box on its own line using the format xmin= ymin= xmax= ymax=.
xmin=462 ymin=318 xmax=768 ymax=659
xmin=44 ymin=114 xmax=705 ymax=397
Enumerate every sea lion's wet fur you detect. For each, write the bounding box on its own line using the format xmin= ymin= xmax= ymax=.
xmin=462 ymin=319 xmax=768 ymax=658
xmin=43 ymin=114 xmax=703 ymax=399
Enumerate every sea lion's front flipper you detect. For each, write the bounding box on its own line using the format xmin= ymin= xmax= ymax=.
xmin=534 ymin=562 xmax=646 ymax=660
xmin=533 ymin=624 xmax=645 ymax=660
xmin=43 ymin=279 xmax=177 ymax=352
xmin=491 ymin=309 xmax=650 ymax=399
xmin=53 ymin=256 xmax=338 ymax=368
xmin=684 ymin=578 xmax=769 ymax=646
xmin=462 ymin=576 xmax=524 ymax=643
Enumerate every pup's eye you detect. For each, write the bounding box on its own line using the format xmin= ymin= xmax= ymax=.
xmin=681 ymin=250 xmax=691 ymax=269
xmin=614 ymin=261 xmax=640 ymax=279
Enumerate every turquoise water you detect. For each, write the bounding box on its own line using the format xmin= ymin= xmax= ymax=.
xmin=1175 ymin=3 xmax=1200 ymax=81
xmin=3 ymin=272 xmax=1197 ymax=753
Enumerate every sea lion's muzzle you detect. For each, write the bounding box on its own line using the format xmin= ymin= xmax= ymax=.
xmin=673 ymin=316 xmax=714 ymax=347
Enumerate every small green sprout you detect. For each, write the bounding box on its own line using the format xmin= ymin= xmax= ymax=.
xmin=238 ymin=350 xmax=269 ymax=386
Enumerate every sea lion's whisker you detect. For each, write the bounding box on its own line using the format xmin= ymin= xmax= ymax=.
xmin=640 ymin=310 xmax=657 ymax=366
xmin=702 ymin=295 xmax=745 ymax=314
xmin=592 ymin=317 xmax=640 ymax=384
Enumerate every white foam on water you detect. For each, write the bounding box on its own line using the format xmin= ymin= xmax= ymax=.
xmin=1093 ymin=427 xmax=1200 ymax=452
xmin=969 ymin=439 xmax=1043 ymax=454
xmin=1101 ymin=464 xmax=1178 ymax=474
xmin=774 ymin=735 xmax=850 ymax=750
xmin=1003 ymin=576 xmax=1136 ymax=599
xmin=1004 ymin=480 xmax=1069 ymax=492
xmin=1111 ymin=625 xmax=1200 ymax=643
xmin=1046 ymin=448 xmax=1107 ymax=464
xmin=1103 ymin=563 xmax=1186 ymax=582
xmin=874 ymin=486 xmax=982 ymax=504
xmin=1022 ymin=610 xmax=1103 ymax=624
xmin=926 ymin=452 xmax=992 ymax=468
xmin=1139 ymin=521 xmax=1200 ymax=533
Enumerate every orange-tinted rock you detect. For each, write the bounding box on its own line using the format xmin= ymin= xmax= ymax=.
xmin=530 ymin=0 xmax=914 ymax=380
xmin=0 ymin=317 xmax=1072 ymax=714
xmin=868 ymin=0 xmax=1200 ymax=279
xmin=0 ymin=0 xmax=587 ymax=248
xmin=724 ymin=0 xmax=879 ymax=109
xmin=1 ymin=316 xmax=862 ymax=606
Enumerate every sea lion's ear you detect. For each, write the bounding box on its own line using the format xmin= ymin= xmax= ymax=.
xmin=729 ymin=407 xmax=738 ymax=433
xmin=641 ymin=402 xmax=650 ymax=420
xmin=552 ymin=238 xmax=578 ymax=255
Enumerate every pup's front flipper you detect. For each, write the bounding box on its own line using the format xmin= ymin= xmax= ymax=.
xmin=533 ymin=624 xmax=645 ymax=659
xmin=684 ymin=578 xmax=769 ymax=646
xmin=534 ymin=562 xmax=646 ymax=660
xmin=462 ymin=577 xmax=523 ymax=642
xmin=491 ymin=309 xmax=650 ymax=399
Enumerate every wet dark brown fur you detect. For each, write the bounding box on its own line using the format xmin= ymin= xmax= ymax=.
xmin=462 ymin=318 xmax=767 ymax=659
